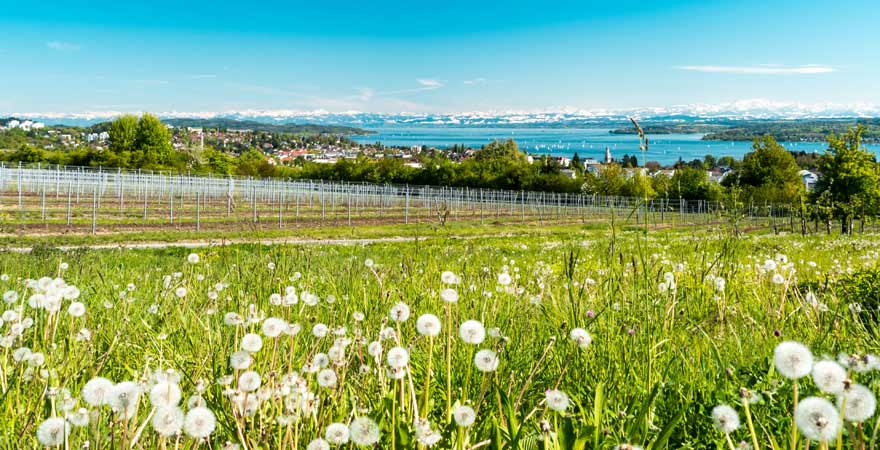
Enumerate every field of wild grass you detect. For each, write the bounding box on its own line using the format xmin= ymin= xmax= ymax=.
xmin=1 ymin=230 xmax=880 ymax=449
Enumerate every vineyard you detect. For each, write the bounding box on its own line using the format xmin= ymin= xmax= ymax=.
xmin=0 ymin=164 xmax=808 ymax=235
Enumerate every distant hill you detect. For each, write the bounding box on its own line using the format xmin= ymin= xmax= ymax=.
xmin=701 ymin=119 xmax=880 ymax=143
xmin=161 ymin=118 xmax=372 ymax=135
xmin=608 ymin=119 xmax=880 ymax=143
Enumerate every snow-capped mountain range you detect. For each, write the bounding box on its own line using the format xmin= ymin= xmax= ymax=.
xmin=7 ymin=100 xmax=880 ymax=127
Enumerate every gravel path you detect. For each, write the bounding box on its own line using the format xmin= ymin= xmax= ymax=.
xmin=0 ymin=235 xmax=435 ymax=253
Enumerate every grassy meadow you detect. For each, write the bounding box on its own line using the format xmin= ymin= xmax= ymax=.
xmin=1 ymin=228 xmax=879 ymax=449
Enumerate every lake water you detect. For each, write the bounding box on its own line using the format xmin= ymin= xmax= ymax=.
xmin=351 ymin=127 xmax=868 ymax=165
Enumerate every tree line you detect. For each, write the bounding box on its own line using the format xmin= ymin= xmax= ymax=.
xmin=3 ymin=114 xmax=880 ymax=232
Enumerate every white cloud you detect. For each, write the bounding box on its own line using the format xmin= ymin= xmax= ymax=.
xmin=133 ymin=79 xmax=170 ymax=85
xmin=463 ymin=77 xmax=488 ymax=85
xmin=416 ymin=78 xmax=444 ymax=89
xmin=46 ymin=41 xmax=81 ymax=52
xmin=677 ymin=64 xmax=835 ymax=75
xmin=355 ymin=88 xmax=375 ymax=102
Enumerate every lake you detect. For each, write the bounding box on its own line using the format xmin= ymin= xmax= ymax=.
xmin=351 ymin=127 xmax=869 ymax=165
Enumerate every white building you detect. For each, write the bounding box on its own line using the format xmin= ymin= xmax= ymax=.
xmin=799 ymin=170 xmax=819 ymax=191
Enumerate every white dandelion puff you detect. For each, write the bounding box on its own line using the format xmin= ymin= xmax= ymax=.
xmin=241 ymin=333 xmax=263 ymax=353
xmin=149 ymin=382 xmax=182 ymax=408
xmin=152 ymin=406 xmax=184 ymax=437
xmin=307 ymin=438 xmax=330 ymax=450
xmin=317 ymin=369 xmax=337 ymax=388
xmin=230 ymin=351 xmax=253 ymax=370
xmin=325 ymin=422 xmax=350 ymax=445
xmin=838 ymin=384 xmax=877 ymax=422
xmin=349 ymin=417 xmax=380 ymax=446
xmin=81 ymin=377 xmax=114 ymax=406
xmin=545 ymin=389 xmax=570 ymax=413
xmin=569 ymin=328 xmax=591 ymax=349
xmin=261 ymin=317 xmax=288 ymax=338
xmin=453 ymin=405 xmax=476 ymax=427
xmin=386 ymin=347 xmax=409 ymax=368
xmin=459 ymin=320 xmax=486 ymax=345
xmin=107 ymin=381 xmax=141 ymax=419
xmin=184 ymin=407 xmax=216 ymax=439
xmin=711 ymin=404 xmax=740 ymax=434
xmin=774 ymin=341 xmax=813 ymax=379
xmin=795 ymin=397 xmax=840 ymax=442
xmin=416 ymin=314 xmax=441 ymax=337
xmin=389 ymin=302 xmax=411 ymax=322
xmin=440 ymin=288 xmax=459 ymax=303
xmin=238 ymin=371 xmax=262 ymax=392
xmin=474 ymin=349 xmax=499 ymax=372
xmin=812 ymin=360 xmax=847 ymax=394
xmin=36 ymin=417 xmax=69 ymax=447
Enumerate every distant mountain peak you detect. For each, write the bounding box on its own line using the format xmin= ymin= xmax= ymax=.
xmin=7 ymin=99 xmax=880 ymax=127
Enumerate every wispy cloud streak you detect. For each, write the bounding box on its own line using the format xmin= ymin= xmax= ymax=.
xmin=46 ymin=41 xmax=81 ymax=52
xmin=678 ymin=64 xmax=835 ymax=75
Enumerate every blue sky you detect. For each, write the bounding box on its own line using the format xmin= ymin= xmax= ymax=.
xmin=1 ymin=0 xmax=878 ymax=114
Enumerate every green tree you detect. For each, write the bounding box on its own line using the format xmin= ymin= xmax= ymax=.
xmin=134 ymin=114 xmax=173 ymax=167
xmin=670 ymin=166 xmax=722 ymax=201
xmin=581 ymin=163 xmax=626 ymax=196
xmin=724 ymin=135 xmax=804 ymax=203
xmin=814 ymin=126 xmax=880 ymax=234
xmin=108 ymin=115 xmax=139 ymax=156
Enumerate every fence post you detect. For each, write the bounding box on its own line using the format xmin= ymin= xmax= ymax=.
xmin=92 ymin=182 xmax=97 ymax=234
xmin=66 ymin=180 xmax=72 ymax=226
xmin=196 ymin=190 xmax=201 ymax=231
xmin=405 ymin=185 xmax=410 ymax=225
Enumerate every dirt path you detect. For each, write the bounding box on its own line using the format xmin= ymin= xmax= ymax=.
xmin=0 ymin=235 xmax=447 ymax=253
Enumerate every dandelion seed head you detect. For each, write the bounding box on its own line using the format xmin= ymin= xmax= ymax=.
xmin=459 ymin=320 xmax=486 ymax=345
xmin=317 ymin=369 xmax=337 ymax=388
xmin=795 ymin=396 xmax=840 ymax=442
xmin=241 ymin=333 xmax=263 ymax=353
xmin=107 ymin=381 xmax=141 ymax=419
xmin=261 ymin=317 xmax=288 ymax=338
xmin=545 ymin=389 xmax=570 ymax=412
xmin=184 ymin=407 xmax=216 ymax=439
xmin=152 ymin=406 xmax=184 ymax=437
xmin=82 ymin=376 xmax=114 ymax=407
xmin=711 ymin=404 xmax=740 ymax=434
xmin=36 ymin=417 xmax=68 ymax=447
xmin=149 ymin=382 xmax=182 ymax=408
xmin=386 ymin=346 xmax=409 ymax=368
xmin=307 ymin=438 xmax=330 ymax=450
xmin=325 ymin=422 xmax=350 ymax=445
xmin=474 ymin=349 xmax=499 ymax=372
xmin=349 ymin=417 xmax=380 ymax=446
xmin=238 ymin=371 xmax=262 ymax=392
xmin=416 ymin=314 xmax=441 ymax=337
xmin=812 ymin=360 xmax=847 ymax=394
xmin=839 ymin=384 xmax=877 ymax=422
xmin=453 ymin=405 xmax=476 ymax=427
xmin=774 ymin=341 xmax=813 ymax=379
xmin=389 ymin=302 xmax=411 ymax=322
xmin=440 ymin=288 xmax=459 ymax=303
xmin=569 ymin=328 xmax=591 ymax=349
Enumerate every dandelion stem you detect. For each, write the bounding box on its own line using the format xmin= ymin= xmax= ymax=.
xmin=724 ymin=433 xmax=737 ymax=450
xmin=791 ymin=381 xmax=799 ymax=450
xmin=445 ymin=302 xmax=453 ymax=422
xmin=421 ymin=336 xmax=434 ymax=417
xmin=742 ymin=395 xmax=761 ymax=450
